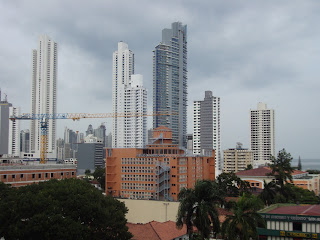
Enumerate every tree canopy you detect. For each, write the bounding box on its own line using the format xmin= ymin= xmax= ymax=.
xmin=0 ymin=179 xmax=132 ymax=240
xmin=216 ymin=172 xmax=251 ymax=197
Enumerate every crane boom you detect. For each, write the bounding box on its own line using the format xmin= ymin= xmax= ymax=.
xmin=10 ymin=111 xmax=176 ymax=164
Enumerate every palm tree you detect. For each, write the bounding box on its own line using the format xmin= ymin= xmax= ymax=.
xmin=259 ymin=180 xmax=278 ymax=206
xmin=176 ymin=180 xmax=223 ymax=240
xmin=222 ymin=194 xmax=265 ymax=240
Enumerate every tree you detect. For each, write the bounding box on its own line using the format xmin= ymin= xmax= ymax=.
xmin=176 ymin=180 xmax=223 ymax=240
xmin=222 ymin=194 xmax=265 ymax=240
xmin=93 ymin=167 xmax=106 ymax=190
xmin=259 ymin=180 xmax=278 ymax=206
xmin=216 ymin=172 xmax=251 ymax=197
xmin=0 ymin=179 xmax=132 ymax=240
xmin=297 ymin=156 xmax=302 ymax=170
xmin=268 ymin=149 xmax=294 ymax=191
xmin=245 ymin=164 xmax=253 ymax=170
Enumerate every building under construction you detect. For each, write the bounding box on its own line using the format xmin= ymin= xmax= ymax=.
xmin=105 ymin=126 xmax=215 ymax=201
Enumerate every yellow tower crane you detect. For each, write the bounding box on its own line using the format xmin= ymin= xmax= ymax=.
xmin=10 ymin=111 xmax=174 ymax=164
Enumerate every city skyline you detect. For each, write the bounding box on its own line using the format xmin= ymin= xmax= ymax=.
xmin=1 ymin=1 xmax=319 ymax=158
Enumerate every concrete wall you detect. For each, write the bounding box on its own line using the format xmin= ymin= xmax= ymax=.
xmin=119 ymin=198 xmax=180 ymax=224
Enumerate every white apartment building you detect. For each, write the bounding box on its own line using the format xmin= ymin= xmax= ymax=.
xmin=112 ymin=42 xmax=147 ymax=148
xmin=30 ymin=35 xmax=58 ymax=159
xmin=193 ymin=91 xmax=221 ymax=174
xmin=8 ymin=106 xmax=20 ymax=156
xmin=250 ymin=102 xmax=275 ymax=167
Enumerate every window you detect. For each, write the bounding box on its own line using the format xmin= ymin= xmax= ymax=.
xmin=61 ymin=172 xmax=64 ymax=176
xmin=45 ymin=173 xmax=48 ymax=178
xmin=20 ymin=174 xmax=24 ymax=178
xmin=12 ymin=174 xmax=16 ymax=179
xmin=32 ymin=174 xmax=35 ymax=179
xmin=38 ymin=174 xmax=41 ymax=178
xmin=51 ymin=173 xmax=54 ymax=178
xmin=293 ymin=222 xmax=302 ymax=231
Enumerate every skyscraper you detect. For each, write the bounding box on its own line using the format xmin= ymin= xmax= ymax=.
xmin=8 ymin=106 xmax=20 ymax=156
xmin=250 ymin=102 xmax=275 ymax=167
xmin=112 ymin=42 xmax=147 ymax=148
xmin=0 ymin=93 xmax=11 ymax=155
xmin=193 ymin=91 xmax=221 ymax=173
xmin=153 ymin=22 xmax=187 ymax=148
xmin=30 ymin=35 xmax=58 ymax=158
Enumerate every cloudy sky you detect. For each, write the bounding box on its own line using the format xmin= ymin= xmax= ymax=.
xmin=1 ymin=0 xmax=319 ymax=159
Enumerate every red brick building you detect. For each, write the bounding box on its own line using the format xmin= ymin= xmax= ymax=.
xmin=106 ymin=126 xmax=215 ymax=201
xmin=0 ymin=164 xmax=77 ymax=187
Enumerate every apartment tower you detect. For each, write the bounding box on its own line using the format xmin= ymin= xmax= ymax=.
xmin=153 ymin=22 xmax=187 ymax=148
xmin=30 ymin=35 xmax=58 ymax=158
xmin=112 ymin=42 xmax=147 ymax=148
xmin=193 ymin=91 xmax=221 ymax=173
xmin=250 ymin=102 xmax=275 ymax=167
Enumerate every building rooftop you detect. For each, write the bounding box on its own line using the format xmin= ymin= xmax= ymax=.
xmin=261 ymin=204 xmax=320 ymax=216
xmin=0 ymin=164 xmax=76 ymax=171
xmin=236 ymin=167 xmax=307 ymax=177
xmin=127 ymin=221 xmax=188 ymax=240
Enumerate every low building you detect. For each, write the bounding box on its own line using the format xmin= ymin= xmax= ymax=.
xmin=258 ymin=204 xmax=320 ymax=239
xmin=236 ymin=167 xmax=320 ymax=195
xmin=223 ymin=142 xmax=253 ymax=173
xmin=0 ymin=164 xmax=77 ymax=187
xmin=106 ymin=126 xmax=215 ymax=201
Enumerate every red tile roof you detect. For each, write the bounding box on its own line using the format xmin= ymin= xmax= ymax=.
xmin=267 ymin=205 xmax=320 ymax=216
xmin=128 ymin=221 xmax=188 ymax=240
xmin=236 ymin=167 xmax=307 ymax=177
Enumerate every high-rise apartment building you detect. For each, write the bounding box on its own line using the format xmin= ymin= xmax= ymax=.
xmin=250 ymin=102 xmax=275 ymax=167
xmin=20 ymin=129 xmax=30 ymax=153
xmin=223 ymin=143 xmax=253 ymax=173
xmin=8 ymin=106 xmax=20 ymax=156
xmin=30 ymin=35 xmax=58 ymax=158
xmin=112 ymin=42 xmax=147 ymax=148
xmin=193 ymin=91 xmax=221 ymax=173
xmin=153 ymin=22 xmax=187 ymax=148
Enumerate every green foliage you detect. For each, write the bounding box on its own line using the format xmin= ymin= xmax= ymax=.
xmin=259 ymin=180 xmax=279 ymax=206
xmin=216 ymin=172 xmax=251 ymax=197
xmin=245 ymin=164 xmax=253 ymax=170
xmin=222 ymin=194 xmax=265 ymax=240
xmin=268 ymin=149 xmax=294 ymax=189
xmin=0 ymin=179 xmax=132 ymax=240
xmin=93 ymin=167 xmax=106 ymax=190
xmin=307 ymin=169 xmax=320 ymax=174
xmin=176 ymin=180 xmax=223 ymax=240
xmin=84 ymin=169 xmax=91 ymax=176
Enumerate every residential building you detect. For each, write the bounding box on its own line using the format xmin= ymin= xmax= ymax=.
xmin=153 ymin=22 xmax=188 ymax=148
xmin=236 ymin=167 xmax=320 ymax=195
xmin=193 ymin=91 xmax=221 ymax=174
xmin=105 ymin=126 xmax=215 ymax=201
xmin=76 ymin=134 xmax=104 ymax=175
xmin=112 ymin=42 xmax=147 ymax=148
xmin=0 ymin=164 xmax=76 ymax=187
xmin=20 ymin=129 xmax=30 ymax=153
xmin=250 ymin=102 xmax=275 ymax=167
xmin=186 ymin=134 xmax=193 ymax=151
xmin=258 ymin=204 xmax=320 ymax=239
xmin=30 ymin=35 xmax=58 ymax=159
xmin=8 ymin=106 xmax=20 ymax=156
xmin=223 ymin=143 xmax=253 ymax=173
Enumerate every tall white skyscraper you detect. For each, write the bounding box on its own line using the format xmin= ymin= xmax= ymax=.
xmin=8 ymin=106 xmax=20 ymax=156
xmin=193 ymin=91 xmax=221 ymax=174
xmin=30 ymin=35 xmax=58 ymax=158
xmin=112 ymin=42 xmax=147 ymax=148
xmin=250 ymin=102 xmax=275 ymax=167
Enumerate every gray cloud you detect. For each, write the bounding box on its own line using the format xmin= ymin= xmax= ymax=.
xmin=1 ymin=0 xmax=319 ymax=158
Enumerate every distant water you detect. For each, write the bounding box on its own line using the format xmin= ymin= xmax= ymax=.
xmin=291 ymin=159 xmax=320 ymax=171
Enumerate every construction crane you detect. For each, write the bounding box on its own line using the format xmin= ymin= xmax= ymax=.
xmin=10 ymin=111 xmax=175 ymax=164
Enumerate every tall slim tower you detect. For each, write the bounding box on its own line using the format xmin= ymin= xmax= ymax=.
xmin=0 ymin=92 xmax=12 ymax=155
xmin=112 ymin=42 xmax=147 ymax=148
xmin=250 ymin=102 xmax=275 ymax=167
xmin=8 ymin=106 xmax=20 ymax=156
xmin=193 ymin=91 xmax=221 ymax=173
xmin=30 ymin=35 xmax=58 ymax=158
xmin=153 ymin=22 xmax=187 ymax=148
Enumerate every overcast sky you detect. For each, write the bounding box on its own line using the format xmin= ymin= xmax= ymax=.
xmin=1 ymin=0 xmax=319 ymax=159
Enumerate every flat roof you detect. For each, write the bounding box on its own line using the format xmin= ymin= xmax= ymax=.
xmin=0 ymin=164 xmax=76 ymax=171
